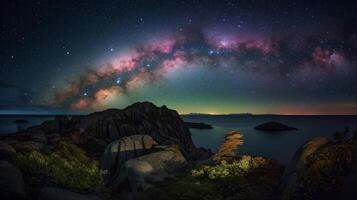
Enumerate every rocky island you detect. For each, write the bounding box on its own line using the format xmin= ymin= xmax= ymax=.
xmin=184 ymin=121 xmax=213 ymax=129
xmin=0 ymin=102 xmax=356 ymax=200
xmin=254 ymin=121 xmax=298 ymax=131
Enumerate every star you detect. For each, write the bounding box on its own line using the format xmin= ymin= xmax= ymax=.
xmin=116 ymin=77 xmax=121 ymax=84
xmin=110 ymin=48 xmax=114 ymax=52
xmin=66 ymin=51 xmax=70 ymax=55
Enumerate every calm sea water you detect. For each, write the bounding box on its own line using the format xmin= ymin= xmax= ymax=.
xmin=1 ymin=115 xmax=357 ymax=164
xmin=0 ymin=115 xmax=54 ymax=134
xmin=182 ymin=115 xmax=357 ymax=164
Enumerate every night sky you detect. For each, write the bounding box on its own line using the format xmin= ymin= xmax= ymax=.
xmin=1 ymin=0 xmax=357 ymax=115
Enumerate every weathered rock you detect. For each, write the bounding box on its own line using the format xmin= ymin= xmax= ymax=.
xmin=0 ymin=160 xmax=25 ymax=200
xmin=279 ymin=136 xmax=330 ymax=200
xmin=114 ymin=144 xmax=187 ymax=192
xmin=0 ymin=141 xmax=16 ymax=161
xmin=38 ymin=187 xmax=101 ymax=200
xmin=101 ymin=135 xmax=158 ymax=183
xmin=254 ymin=121 xmax=297 ymax=131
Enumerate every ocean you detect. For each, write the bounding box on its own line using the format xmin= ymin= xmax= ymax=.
xmin=182 ymin=115 xmax=357 ymax=164
xmin=1 ymin=114 xmax=357 ymax=164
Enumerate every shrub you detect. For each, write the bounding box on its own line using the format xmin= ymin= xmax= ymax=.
xmin=144 ymin=155 xmax=283 ymax=200
xmin=16 ymin=138 xmax=108 ymax=196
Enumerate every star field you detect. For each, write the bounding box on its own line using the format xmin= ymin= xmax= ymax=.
xmin=1 ymin=0 xmax=357 ymax=114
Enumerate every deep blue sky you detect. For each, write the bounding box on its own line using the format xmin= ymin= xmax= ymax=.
xmin=1 ymin=0 xmax=357 ymax=114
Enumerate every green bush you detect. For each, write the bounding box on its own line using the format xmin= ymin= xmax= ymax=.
xmin=144 ymin=155 xmax=283 ymax=200
xmin=16 ymin=138 xmax=107 ymax=195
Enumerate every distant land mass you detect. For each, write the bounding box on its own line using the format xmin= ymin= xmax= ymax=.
xmin=183 ymin=113 xmax=254 ymax=116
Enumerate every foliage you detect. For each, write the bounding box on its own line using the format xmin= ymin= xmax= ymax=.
xmin=15 ymin=138 xmax=108 ymax=196
xmin=144 ymin=155 xmax=283 ymax=200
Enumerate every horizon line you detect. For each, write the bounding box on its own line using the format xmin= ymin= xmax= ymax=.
xmin=1 ymin=113 xmax=357 ymax=116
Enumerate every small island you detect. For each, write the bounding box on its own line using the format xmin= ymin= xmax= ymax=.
xmin=184 ymin=122 xmax=213 ymax=129
xmin=254 ymin=121 xmax=297 ymax=131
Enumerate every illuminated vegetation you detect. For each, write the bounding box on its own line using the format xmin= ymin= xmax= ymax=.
xmin=15 ymin=138 xmax=108 ymax=197
xmin=144 ymin=155 xmax=283 ymax=200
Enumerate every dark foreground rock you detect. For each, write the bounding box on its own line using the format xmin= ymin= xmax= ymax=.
xmin=254 ymin=121 xmax=297 ymax=131
xmin=0 ymin=141 xmax=17 ymax=162
xmin=0 ymin=160 xmax=25 ymax=200
xmin=279 ymin=137 xmax=330 ymax=199
xmin=280 ymin=136 xmax=357 ymax=200
xmin=38 ymin=187 xmax=100 ymax=200
xmin=184 ymin=122 xmax=213 ymax=129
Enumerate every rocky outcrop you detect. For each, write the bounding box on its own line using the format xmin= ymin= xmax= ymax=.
xmin=101 ymin=135 xmax=158 ymax=183
xmin=72 ymin=102 xmax=211 ymax=160
xmin=38 ymin=187 xmax=101 ymax=200
xmin=184 ymin=122 xmax=213 ymax=129
xmin=115 ymin=144 xmax=186 ymax=193
xmin=0 ymin=160 xmax=25 ymax=200
xmin=279 ymin=136 xmax=330 ymax=199
xmin=254 ymin=121 xmax=297 ymax=131
xmin=0 ymin=102 xmax=211 ymax=161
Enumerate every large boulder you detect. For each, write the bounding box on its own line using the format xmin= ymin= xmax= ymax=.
xmin=101 ymin=135 xmax=158 ymax=183
xmin=114 ymin=144 xmax=187 ymax=192
xmin=279 ymin=136 xmax=330 ymax=199
xmin=0 ymin=160 xmax=25 ymax=200
xmin=71 ymin=102 xmax=211 ymax=160
xmin=0 ymin=141 xmax=16 ymax=161
xmin=38 ymin=187 xmax=101 ymax=200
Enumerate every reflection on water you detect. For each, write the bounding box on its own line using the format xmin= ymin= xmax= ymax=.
xmin=183 ymin=115 xmax=357 ymax=164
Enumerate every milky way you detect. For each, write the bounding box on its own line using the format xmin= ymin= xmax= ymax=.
xmin=1 ymin=1 xmax=357 ymax=114
xmin=51 ymin=26 xmax=356 ymax=112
